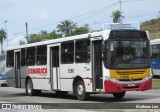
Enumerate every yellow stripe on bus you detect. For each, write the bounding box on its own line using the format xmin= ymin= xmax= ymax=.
xmin=110 ymin=68 xmax=150 ymax=80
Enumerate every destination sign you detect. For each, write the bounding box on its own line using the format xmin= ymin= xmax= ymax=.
xmin=103 ymin=22 xmax=140 ymax=30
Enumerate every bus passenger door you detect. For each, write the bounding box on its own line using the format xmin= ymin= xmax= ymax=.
xmin=50 ymin=46 xmax=60 ymax=90
xmin=15 ymin=51 xmax=21 ymax=88
xmin=92 ymin=40 xmax=103 ymax=91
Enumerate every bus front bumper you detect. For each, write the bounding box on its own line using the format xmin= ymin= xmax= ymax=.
xmin=104 ymin=79 xmax=152 ymax=93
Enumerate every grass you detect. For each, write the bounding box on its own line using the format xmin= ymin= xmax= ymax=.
xmin=152 ymin=79 xmax=160 ymax=89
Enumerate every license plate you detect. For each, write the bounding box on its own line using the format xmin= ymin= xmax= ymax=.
xmin=127 ymin=83 xmax=135 ymax=87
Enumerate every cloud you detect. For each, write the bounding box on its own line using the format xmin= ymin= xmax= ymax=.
xmin=36 ymin=12 xmax=49 ymax=21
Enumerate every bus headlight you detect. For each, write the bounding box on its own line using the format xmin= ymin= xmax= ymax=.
xmin=105 ymin=76 xmax=119 ymax=83
xmin=144 ymin=75 xmax=152 ymax=81
xmin=110 ymin=77 xmax=118 ymax=83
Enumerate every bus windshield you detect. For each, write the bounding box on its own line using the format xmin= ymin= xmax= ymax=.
xmin=104 ymin=40 xmax=150 ymax=69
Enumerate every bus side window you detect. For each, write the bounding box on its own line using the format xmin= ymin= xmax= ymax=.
xmin=75 ymin=39 xmax=90 ymax=63
xmin=152 ymin=45 xmax=159 ymax=59
xmin=61 ymin=41 xmax=74 ymax=64
xmin=7 ymin=50 xmax=14 ymax=67
xmin=21 ymin=48 xmax=26 ymax=66
xmin=26 ymin=47 xmax=35 ymax=66
xmin=36 ymin=45 xmax=47 ymax=65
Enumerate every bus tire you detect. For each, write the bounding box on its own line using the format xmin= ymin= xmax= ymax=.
xmin=76 ymin=80 xmax=89 ymax=101
xmin=26 ymin=79 xmax=35 ymax=96
xmin=55 ymin=91 xmax=69 ymax=95
xmin=113 ymin=91 xmax=126 ymax=98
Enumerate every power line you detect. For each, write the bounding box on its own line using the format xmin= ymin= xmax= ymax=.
xmin=24 ymin=0 xmax=143 ymax=32
xmin=76 ymin=2 xmax=119 ymax=23
xmin=70 ymin=2 xmax=117 ymax=20
xmin=87 ymin=11 xmax=158 ymax=27
xmin=9 ymin=10 xmax=158 ymax=37
xmin=8 ymin=0 xmax=156 ymax=37
xmin=11 ymin=1 xmax=119 ymax=36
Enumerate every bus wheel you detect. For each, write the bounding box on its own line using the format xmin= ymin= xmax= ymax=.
xmin=113 ymin=91 xmax=126 ymax=98
xmin=76 ymin=80 xmax=89 ymax=101
xmin=26 ymin=79 xmax=35 ymax=96
xmin=55 ymin=91 xmax=69 ymax=95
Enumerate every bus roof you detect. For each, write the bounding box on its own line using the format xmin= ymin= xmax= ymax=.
xmin=6 ymin=30 xmax=111 ymax=51
xmin=6 ymin=29 xmax=148 ymax=51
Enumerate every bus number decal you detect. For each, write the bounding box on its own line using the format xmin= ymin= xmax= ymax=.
xmin=68 ymin=69 xmax=74 ymax=73
xmin=120 ymin=75 xmax=129 ymax=79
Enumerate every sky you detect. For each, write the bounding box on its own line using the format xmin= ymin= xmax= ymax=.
xmin=0 ymin=0 xmax=160 ymax=51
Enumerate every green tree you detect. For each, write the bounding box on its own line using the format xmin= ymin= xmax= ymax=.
xmin=0 ymin=29 xmax=7 ymax=54
xmin=27 ymin=30 xmax=49 ymax=43
xmin=57 ymin=19 xmax=77 ymax=36
xmin=72 ymin=24 xmax=90 ymax=36
xmin=27 ymin=34 xmax=41 ymax=43
xmin=47 ymin=30 xmax=62 ymax=39
xmin=111 ymin=10 xmax=125 ymax=23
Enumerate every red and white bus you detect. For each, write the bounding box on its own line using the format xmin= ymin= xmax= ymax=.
xmin=6 ymin=29 xmax=152 ymax=100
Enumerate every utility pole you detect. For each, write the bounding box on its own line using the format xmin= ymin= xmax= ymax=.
xmin=119 ymin=0 xmax=122 ymax=13
xmin=119 ymin=0 xmax=122 ymax=23
xmin=3 ymin=20 xmax=9 ymax=47
xmin=26 ymin=22 xmax=29 ymax=43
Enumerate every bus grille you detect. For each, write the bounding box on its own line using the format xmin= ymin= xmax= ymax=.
xmin=116 ymin=70 xmax=145 ymax=75
xmin=118 ymin=78 xmax=143 ymax=81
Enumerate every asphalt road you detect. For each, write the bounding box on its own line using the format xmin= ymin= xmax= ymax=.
xmin=0 ymin=87 xmax=160 ymax=112
xmin=0 ymin=87 xmax=160 ymax=103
